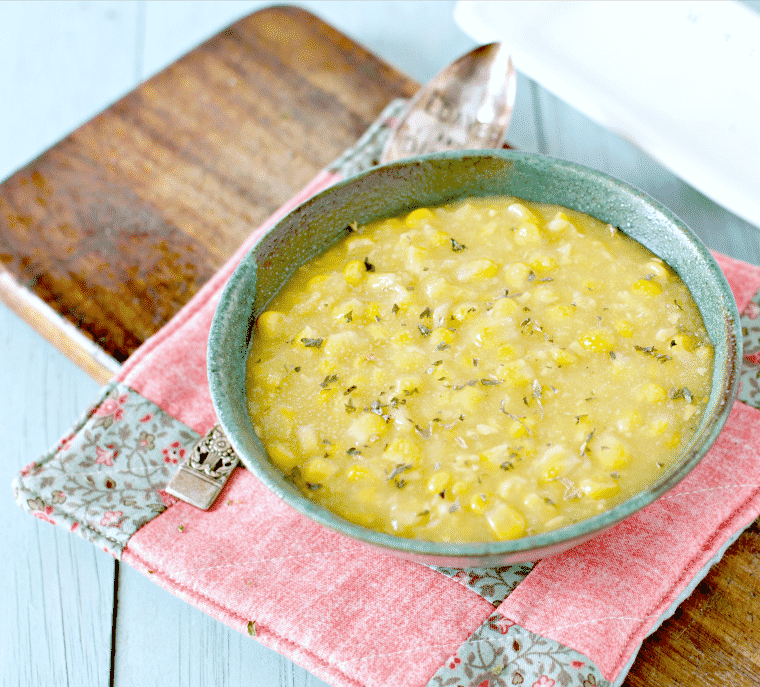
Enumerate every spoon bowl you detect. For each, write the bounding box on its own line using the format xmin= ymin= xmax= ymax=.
xmin=380 ymin=42 xmax=516 ymax=164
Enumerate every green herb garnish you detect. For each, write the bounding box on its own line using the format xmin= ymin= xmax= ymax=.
xmin=301 ymin=337 xmax=323 ymax=348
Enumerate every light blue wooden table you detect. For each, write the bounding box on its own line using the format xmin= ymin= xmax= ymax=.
xmin=2 ymin=2 xmax=759 ymax=685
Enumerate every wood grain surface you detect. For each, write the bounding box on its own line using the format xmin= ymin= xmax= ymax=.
xmin=2 ymin=5 xmax=758 ymax=686
xmin=0 ymin=4 xmax=417 ymax=381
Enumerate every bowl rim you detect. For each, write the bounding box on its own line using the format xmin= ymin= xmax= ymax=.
xmin=208 ymin=149 xmax=742 ymax=562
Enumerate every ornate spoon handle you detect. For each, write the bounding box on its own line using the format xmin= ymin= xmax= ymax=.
xmin=165 ymin=424 xmax=239 ymax=510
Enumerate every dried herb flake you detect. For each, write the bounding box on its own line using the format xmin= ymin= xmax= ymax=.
xmin=301 ymin=337 xmax=323 ymax=348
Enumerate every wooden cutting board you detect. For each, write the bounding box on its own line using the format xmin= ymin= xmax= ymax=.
xmin=1 ymin=6 xmax=757 ymax=686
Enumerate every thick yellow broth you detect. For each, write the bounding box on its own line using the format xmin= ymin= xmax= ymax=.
xmin=245 ymin=197 xmax=713 ymax=542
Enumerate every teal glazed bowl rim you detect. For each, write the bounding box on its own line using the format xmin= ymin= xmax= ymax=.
xmin=208 ymin=150 xmax=742 ymax=567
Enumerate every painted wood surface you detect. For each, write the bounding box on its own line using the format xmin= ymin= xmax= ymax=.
xmin=2 ymin=2 xmax=759 ymax=687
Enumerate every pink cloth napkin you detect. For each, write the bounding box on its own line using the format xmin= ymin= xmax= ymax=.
xmin=14 ymin=105 xmax=760 ymax=687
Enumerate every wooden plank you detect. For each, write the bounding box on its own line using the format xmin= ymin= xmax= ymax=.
xmin=0 ymin=5 xmax=417 ymax=369
xmin=0 ymin=305 xmax=113 ymax=687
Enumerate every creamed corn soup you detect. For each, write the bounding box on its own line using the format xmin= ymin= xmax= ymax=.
xmin=245 ymin=198 xmax=713 ymax=542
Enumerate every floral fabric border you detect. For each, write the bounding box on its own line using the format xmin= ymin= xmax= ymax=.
xmin=425 ymin=613 xmax=609 ymax=687
xmin=13 ymin=383 xmax=199 ymax=557
xmin=736 ymin=288 xmax=760 ymax=410
xmin=432 ymin=564 xmax=535 ymax=606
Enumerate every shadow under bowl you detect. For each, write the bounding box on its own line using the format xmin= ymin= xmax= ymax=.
xmin=208 ymin=150 xmax=741 ymax=567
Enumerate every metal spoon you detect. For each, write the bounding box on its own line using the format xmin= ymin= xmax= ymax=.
xmin=380 ymin=42 xmax=516 ymax=164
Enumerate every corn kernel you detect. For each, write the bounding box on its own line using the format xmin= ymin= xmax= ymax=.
xmin=427 ymin=471 xmax=452 ymax=493
xmin=423 ymin=227 xmax=450 ymax=247
xmin=514 ymin=223 xmax=541 ymax=245
xmin=486 ymin=502 xmax=527 ymax=539
xmin=491 ymin=297 xmax=518 ymax=317
xmin=522 ymin=493 xmax=558 ymax=522
xmin=391 ymin=347 xmax=426 ymax=371
xmin=323 ymin=331 xmax=361 ymax=358
xmin=257 ymin=311 xmax=287 ymax=340
xmin=593 ymin=434 xmax=631 ymax=470
xmin=469 ymin=493 xmax=488 ymax=514
xmin=343 ymin=259 xmax=366 ymax=285
xmin=425 ymin=277 xmax=466 ymax=300
xmin=530 ymin=255 xmax=558 ymax=273
xmin=407 ymin=245 xmax=426 ymax=268
xmin=614 ymin=319 xmax=635 ymax=337
xmin=317 ymin=388 xmax=336 ymax=404
xmin=385 ymin=438 xmax=421 ymax=465
xmin=348 ymin=412 xmax=388 ymax=444
xmin=547 ymin=211 xmax=572 ymax=233
xmin=636 ymin=382 xmax=667 ymax=403
xmin=583 ymin=279 xmax=602 ymax=293
xmin=535 ymin=445 xmax=579 ymax=482
xmin=547 ymin=303 xmax=575 ymax=320
xmin=473 ymin=324 xmax=499 ymax=348
xmin=507 ymin=203 xmax=536 ymax=221
xmin=451 ymin=481 xmax=470 ymax=497
xmin=405 ymin=207 xmax=434 ymax=227
xmin=507 ymin=416 xmax=535 ymax=439
xmin=451 ymin=303 xmax=479 ymax=323
xmin=552 ymin=348 xmax=579 ymax=367
xmin=579 ymin=328 xmax=616 ymax=353
xmin=302 ymin=457 xmax=337 ymax=483
xmin=497 ymin=358 xmax=535 ymax=386
xmin=339 ymin=494 xmax=376 ymax=526
xmin=364 ymin=302 xmax=381 ymax=321
xmin=503 ymin=262 xmax=531 ymax=287
xmin=296 ymin=425 xmax=318 ymax=453
xmin=579 ymin=477 xmax=621 ymax=500
xmin=644 ymin=260 xmax=669 ymax=279
xmin=256 ymin=369 xmax=284 ymax=390
xmin=670 ymin=334 xmax=696 ymax=353
xmin=533 ymin=285 xmax=559 ymax=304
xmin=268 ymin=442 xmax=298 ymax=471
xmin=648 ymin=417 xmax=669 ymax=436
xmin=430 ymin=328 xmax=455 ymax=346
xmin=497 ymin=344 xmax=523 ymax=361
xmin=458 ymin=385 xmax=485 ymax=411
xmin=391 ymin=331 xmax=413 ymax=345
xmin=333 ymin=300 xmax=363 ymax=323
xmin=346 ymin=464 xmax=373 ymax=481
xmin=318 ymin=358 xmax=338 ymax=375
xmin=632 ymin=278 xmax=663 ymax=296
xmin=479 ymin=443 xmax=511 ymax=469
xmin=370 ymin=367 xmax=388 ymax=386
xmin=456 ymin=258 xmax=498 ymax=282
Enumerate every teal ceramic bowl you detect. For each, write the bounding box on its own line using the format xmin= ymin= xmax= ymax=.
xmin=208 ymin=151 xmax=741 ymax=567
